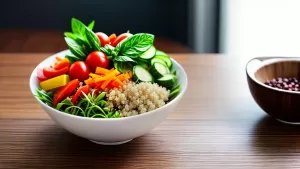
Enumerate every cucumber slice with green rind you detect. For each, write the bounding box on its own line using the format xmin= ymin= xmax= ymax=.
xmin=150 ymin=58 xmax=168 ymax=67
xmin=155 ymin=55 xmax=172 ymax=68
xmin=133 ymin=65 xmax=153 ymax=83
xmin=169 ymin=84 xmax=181 ymax=100
xmin=171 ymin=69 xmax=177 ymax=75
xmin=155 ymin=50 xmax=169 ymax=57
xmin=139 ymin=46 xmax=156 ymax=59
xmin=149 ymin=62 xmax=170 ymax=79
xmin=157 ymin=73 xmax=178 ymax=89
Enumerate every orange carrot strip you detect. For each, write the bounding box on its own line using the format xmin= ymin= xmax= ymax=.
xmin=101 ymin=79 xmax=113 ymax=90
xmin=55 ymin=56 xmax=62 ymax=61
xmin=116 ymin=74 xmax=126 ymax=81
xmin=84 ymin=78 xmax=94 ymax=85
xmin=115 ymin=78 xmax=124 ymax=86
xmin=89 ymin=73 xmax=102 ymax=79
xmin=95 ymin=67 xmax=110 ymax=75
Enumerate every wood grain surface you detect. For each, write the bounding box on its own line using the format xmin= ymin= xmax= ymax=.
xmin=1 ymin=53 xmax=300 ymax=169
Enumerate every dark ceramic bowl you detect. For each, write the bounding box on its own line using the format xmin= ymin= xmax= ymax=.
xmin=246 ymin=56 xmax=300 ymax=124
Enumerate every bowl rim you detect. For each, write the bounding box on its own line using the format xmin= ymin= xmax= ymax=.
xmin=246 ymin=56 xmax=300 ymax=94
xmin=29 ymin=50 xmax=188 ymax=121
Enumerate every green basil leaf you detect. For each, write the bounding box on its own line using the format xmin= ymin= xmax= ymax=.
xmin=64 ymin=37 xmax=87 ymax=59
xmin=65 ymin=54 xmax=81 ymax=63
xmin=114 ymin=61 xmax=133 ymax=73
xmin=100 ymin=44 xmax=114 ymax=55
xmin=88 ymin=20 xmax=95 ymax=30
xmin=114 ymin=56 xmax=136 ymax=63
xmin=71 ymin=18 xmax=86 ymax=37
xmin=64 ymin=32 xmax=78 ymax=40
xmin=74 ymin=36 xmax=92 ymax=53
xmin=85 ymin=26 xmax=101 ymax=51
xmin=118 ymin=33 xmax=154 ymax=58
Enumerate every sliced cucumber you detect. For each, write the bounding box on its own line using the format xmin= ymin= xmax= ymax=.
xmin=114 ymin=61 xmax=132 ymax=73
xmin=133 ymin=65 xmax=153 ymax=83
xmin=155 ymin=55 xmax=172 ymax=69
xmin=155 ymin=50 xmax=169 ymax=57
xmin=149 ymin=62 xmax=170 ymax=79
xmin=139 ymin=45 xmax=156 ymax=59
xmin=157 ymin=73 xmax=178 ymax=89
xmin=150 ymin=57 xmax=168 ymax=67
xmin=169 ymin=84 xmax=181 ymax=100
xmin=171 ymin=69 xmax=177 ymax=75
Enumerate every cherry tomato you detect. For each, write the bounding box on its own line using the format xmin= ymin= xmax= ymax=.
xmin=85 ymin=51 xmax=110 ymax=72
xmin=43 ymin=66 xmax=68 ymax=79
xmin=53 ymin=79 xmax=79 ymax=107
xmin=71 ymin=85 xmax=90 ymax=105
xmin=54 ymin=58 xmax=70 ymax=70
xmin=37 ymin=68 xmax=48 ymax=81
xmin=109 ymin=33 xmax=117 ymax=44
xmin=111 ymin=32 xmax=132 ymax=47
xmin=68 ymin=61 xmax=90 ymax=81
xmin=96 ymin=32 xmax=110 ymax=47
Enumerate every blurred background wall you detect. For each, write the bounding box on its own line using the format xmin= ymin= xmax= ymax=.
xmin=0 ymin=0 xmax=220 ymax=54
xmin=2 ymin=0 xmax=298 ymax=56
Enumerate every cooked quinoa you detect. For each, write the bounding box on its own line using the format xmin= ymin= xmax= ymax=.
xmin=106 ymin=81 xmax=170 ymax=117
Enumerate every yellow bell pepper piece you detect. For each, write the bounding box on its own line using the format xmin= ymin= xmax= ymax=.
xmin=40 ymin=74 xmax=70 ymax=91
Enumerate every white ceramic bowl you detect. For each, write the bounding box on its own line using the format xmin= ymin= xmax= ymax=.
xmin=29 ymin=50 xmax=188 ymax=145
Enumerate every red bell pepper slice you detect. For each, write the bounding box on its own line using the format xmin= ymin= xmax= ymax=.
xmin=71 ymin=85 xmax=90 ymax=105
xmin=43 ymin=66 xmax=68 ymax=79
xmin=53 ymin=79 xmax=79 ymax=107
xmin=54 ymin=58 xmax=70 ymax=70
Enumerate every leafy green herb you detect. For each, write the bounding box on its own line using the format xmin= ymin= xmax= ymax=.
xmin=114 ymin=61 xmax=133 ymax=73
xmin=88 ymin=20 xmax=95 ymax=30
xmin=65 ymin=55 xmax=81 ymax=64
xmin=71 ymin=18 xmax=86 ymax=38
xmin=116 ymin=33 xmax=154 ymax=58
xmin=64 ymin=37 xmax=87 ymax=59
xmin=64 ymin=32 xmax=78 ymax=40
xmin=34 ymin=88 xmax=53 ymax=106
xmin=85 ymin=26 xmax=101 ymax=51
xmin=114 ymin=56 xmax=136 ymax=63
xmin=54 ymin=91 xmax=119 ymax=118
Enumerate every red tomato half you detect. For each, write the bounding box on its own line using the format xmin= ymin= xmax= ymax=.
xmin=68 ymin=61 xmax=90 ymax=81
xmin=85 ymin=51 xmax=110 ymax=72
xmin=111 ymin=32 xmax=132 ymax=47
xmin=96 ymin=32 xmax=110 ymax=47
xmin=37 ymin=68 xmax=48 ymax=81
xmin=53 ymin=79 xmax=79 ymax=107
xmin=43 ymin=66 xmax=68 ymax=79
xmin=71 ymin=85 xmax=90 ymax=104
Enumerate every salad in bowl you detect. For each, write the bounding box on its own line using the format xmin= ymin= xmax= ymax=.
xmin=30 ymin=18 xmax=187 ymax=144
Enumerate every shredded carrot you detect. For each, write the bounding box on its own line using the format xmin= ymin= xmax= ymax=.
xmin=55 ymin=56 xmax=62 ymax=61
xmin=84 ymin=78 xmax=93 ymax=85
xmin=101 ymin=79 xmax=113 ymax=90
xmin=115 ymin=78 xmax=124 ymax=86
xmin=89 ymin=73 xmax=102 ymax=79
xmin=95 ymin=67 xmax=110 ymax=75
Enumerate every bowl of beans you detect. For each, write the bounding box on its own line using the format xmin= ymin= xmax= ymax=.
xmin=246 ymin=56 xmax=300 ymax=124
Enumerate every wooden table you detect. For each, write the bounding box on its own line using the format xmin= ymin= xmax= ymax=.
xmin=1 ymin=53 xmax=300 ymax=169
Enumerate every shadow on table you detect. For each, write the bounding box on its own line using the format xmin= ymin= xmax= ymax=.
xmin=251 ymin=115 xmax=300 ymax=154
xmin=19 ymin=125 xmax=147 ymax=169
